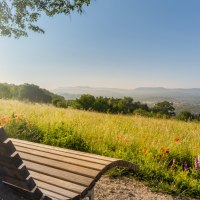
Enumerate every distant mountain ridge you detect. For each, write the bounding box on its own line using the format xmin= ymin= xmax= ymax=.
xmin=52 ymin=86 xmax=200 ymax=98
xmin=52 ymin=86 xmax=200 ymax=113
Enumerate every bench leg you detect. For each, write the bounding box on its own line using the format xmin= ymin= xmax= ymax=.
xmin=89 ymin=188 xmax=94 ymax=200
xmin=81 ymin=187 xmax=94 ymax=200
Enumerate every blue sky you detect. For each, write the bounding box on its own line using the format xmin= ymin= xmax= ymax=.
xmin=1 ymin=0 xmax=200 ymax=90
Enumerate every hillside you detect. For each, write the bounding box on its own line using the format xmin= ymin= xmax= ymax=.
xmin=1 ymin=99 xmax=200 ymax=198
xmin=0 ymin=82 xmax=65 ymax=106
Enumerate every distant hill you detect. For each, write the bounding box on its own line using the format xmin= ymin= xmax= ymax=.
xmin=52 ymin=86 xmax=200 ymax=113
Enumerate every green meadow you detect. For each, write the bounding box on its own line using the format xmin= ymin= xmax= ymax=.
xmin=1 ymin=99 xmax=200 ymax=198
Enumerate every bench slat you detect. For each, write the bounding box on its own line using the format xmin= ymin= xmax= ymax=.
xmin=0 ymin=165 xmax=30 ymax=181
xmin=13 ymin=140 xmax=113 ymax=165
xmin=19 ymin=152 xmax=99 ymax=178
xmin=30 ymin=171 xmax=86 ymax=194
xmin=12 ymin=139 xmax=116 ymax=162
xmin=15 ymin=145 xmax=107 ymax=170
xmin=3 ymin=176 xmax=36 ymax=191
xmin=0 ymin=141 xmax=16 ymax=156
xmin=0 ymin=153 xmax=22 ymax=169
xmin=24 ymin=160 xmax=93 ymax=187
xmin=6 ymin=185 xmax=43 ymax=200
xmin=35 ymin=180 xmax=79 ymax=199
xmin=41 ymin=189 xmax=68 ymax=200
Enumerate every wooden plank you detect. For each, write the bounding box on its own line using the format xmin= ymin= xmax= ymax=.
xmin=0 ymin=164 xmax=30 ymax=181
xmin=41 ymin=188 xmax=70 ymax=200
xmin=10 ymin=152 xmax=24 ymax=168
xmin=12 ymin=139 xmax=117 ymax=162
xmin=30 ymin=171 xmax=86 ymax=194
xmin=15 ymin=145 xmax=108 ymax=169
xmin=36 ymin=180 xmax=79 ymax=199
xmin=0 ymin=140 xmax=16 ymax=156
xmin=43 ymin=196 xmax=53 ymax=200
xmin=6 ymin=185 xmax=43 ymax=200
xmin=13 ymin=141 xmax=113 ymax=167
xmin=0 ymin=128 xmax=8 ymax=142
xmin=0 ymin=153 xmax=23 ymax=169
xmin=3 ymin=176 xmax=36 ymax=191
xmin=23 ymin=160 xmax=93 ymax=187
xmin=19 ymin=152 xmax=99 ymax=178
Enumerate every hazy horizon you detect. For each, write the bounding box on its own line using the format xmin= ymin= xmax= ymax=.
xmin=2 ymin=81 xmax=200 ymax=91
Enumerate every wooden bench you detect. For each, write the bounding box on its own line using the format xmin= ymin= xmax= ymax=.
xmin=0 ymin=127 xmax=138 ymax=200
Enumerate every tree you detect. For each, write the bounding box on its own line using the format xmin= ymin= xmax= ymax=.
xmin=117 ymin=97 xmax=134 ymax=114
xmin=0 ymin=0 xmax=91 ymax=38
xmin=0 ymin=83 xmax=12 ymax=99
xmin=177 ymin=111 xmax=194 ymax=122
xmin=152 ymin=101 xmax=175 ymax=117
xmin=93 ymin=96 xmax=109 ymax=113
xmin=18 ymin=83 xmax=52 ymax=103
xmin=52 ymin=95 xmax=67 ymax=108
xmin=76 ymin=94 xmax=95 ymax=110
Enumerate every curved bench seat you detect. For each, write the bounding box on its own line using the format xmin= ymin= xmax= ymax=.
xmin=0 ymin=127 xmax=138 ymax=200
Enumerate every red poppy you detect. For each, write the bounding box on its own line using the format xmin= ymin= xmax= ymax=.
xmin=164 ymin=149 xmax=170 ymax=154
xmin=175 ymin=138 xmax=180 ymax=142
xmin=143 ymin=148 xmax=148 ymax=152
xmin=124 ymin=139 xmax=128 ymax=143
xmin=160 ymin=147 xmax=165 ymax=151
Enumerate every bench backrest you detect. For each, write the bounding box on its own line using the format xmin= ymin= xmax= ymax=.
xmin=0 ymin=127 xmax=43 ymax=200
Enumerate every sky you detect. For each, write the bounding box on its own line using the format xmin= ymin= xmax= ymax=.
xmin=1 ymin=0 xmax=200 ymax=90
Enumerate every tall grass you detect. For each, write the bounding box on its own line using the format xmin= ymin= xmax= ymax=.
xmin=1 ymin=99 xmax=200 ymax=198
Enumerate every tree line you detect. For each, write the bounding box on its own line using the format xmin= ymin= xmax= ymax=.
xmin=68 ymin=94 xmax=175 ymax=116
xmin=67 ymin=94 xmax=200 ymax=122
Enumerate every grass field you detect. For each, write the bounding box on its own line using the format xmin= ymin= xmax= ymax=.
xmin=1 ymin=99 xmax=200 ymax=198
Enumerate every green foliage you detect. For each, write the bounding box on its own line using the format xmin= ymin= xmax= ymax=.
xmin=52 ymin=96 xmax=67 ymax=108
xmin=94 ymin=96 xmax=109 ymax=112
xmin=0 ymin=0 xmax=91 ymax=38
xmin=75 ymin=94 xmax=96 ymax=110
xmin=0 ymin=82 xmax=66 ymax=107
xmin=177 ymin=111 xmax=194 ymax=122
xmin=18 ymin=84 xmax=52 ymax=103
xmin=0 ymin=83 xmax=11 ymax=99
xmin=69 ymin=95 xmax=149 ymax=114
xmin=152 ymin=101 xmax=176 ymax=117
xmin=133 ymin=108 xmax=152 ymax=117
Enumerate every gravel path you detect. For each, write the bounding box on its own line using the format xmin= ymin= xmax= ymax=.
xmin=89 ymin=176 xmax=197 ymax=200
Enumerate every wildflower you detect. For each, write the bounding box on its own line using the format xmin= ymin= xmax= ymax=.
xmin=195 ymin=158 xmax=199 ymax=170
xmin=175 ymin=138 xmax=180 ymax=142
xmin=164 ymin=149 xmax=169 ymax=154
xmin=184 ymin=161 xmax=188 ymax=171
xmin=143 ymin=148 xmax=148 ymax=152
xmin=160 ymin=147 xmax=165 ymax=151
xmin=116 ymin=136 xmax=120 ymax=140
xmin=124 ymin=139 xmax=128 ymax=143
xmin=1 ymin=119 xmax=7 ymax=126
